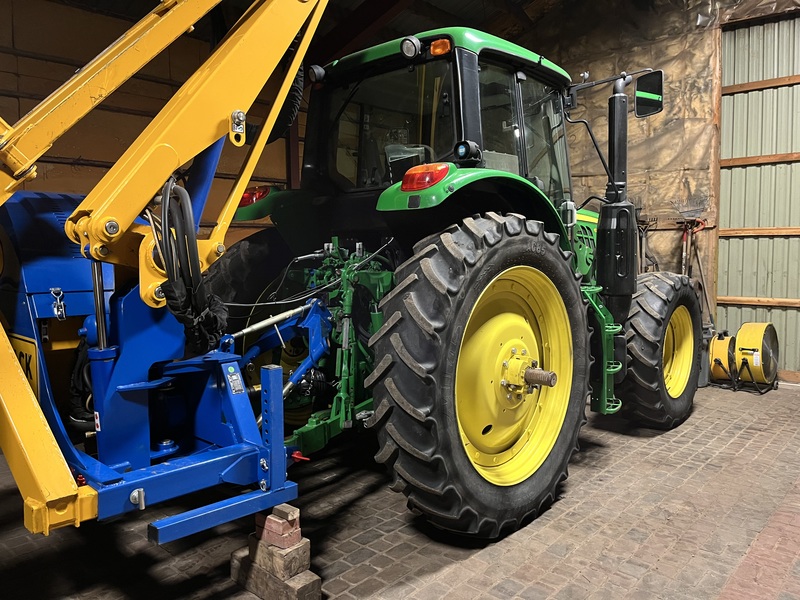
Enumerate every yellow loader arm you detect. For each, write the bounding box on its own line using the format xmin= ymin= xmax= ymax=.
xmin=0 ymin=0 xmax=327 ymax=535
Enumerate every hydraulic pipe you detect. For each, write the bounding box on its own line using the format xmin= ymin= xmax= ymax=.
xmin=231 ymin=304 xmax=310 ymax=340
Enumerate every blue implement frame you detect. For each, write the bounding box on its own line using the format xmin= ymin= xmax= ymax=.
xmin=0 ymin=190 xmax=302 ymax=543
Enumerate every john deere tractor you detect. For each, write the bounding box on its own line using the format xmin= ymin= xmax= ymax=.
xmin=208 ymin=27 xmax=702 ymax=537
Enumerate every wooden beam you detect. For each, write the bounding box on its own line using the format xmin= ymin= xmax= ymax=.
xmin=308 ymin=0 xmax=413 ymax=65
xmin=717 ymin=296 xmax=800 ymax=309
xmin=410 ymin=0 xmax=479 ymax=28
xmin=720 ymin=152 xmax=800 ymax=168
xmin=500 ymin=0 xmax=537 ymax=28
xmin=779 ymin=370 xmax=800 ymax=384
xmin=722 ymin=74 xmax=800 ymax=96
xmin=719 ymin=227 xmax=800 ymax=238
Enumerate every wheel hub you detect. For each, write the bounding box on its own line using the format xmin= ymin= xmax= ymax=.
xmin=498 ymin=350 xmax=533 ymax=408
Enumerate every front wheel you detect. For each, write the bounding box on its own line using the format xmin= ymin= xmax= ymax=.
xmin=367 ymin=213 xmax=590 ymax=538
xmin=619 ymin=272 xmax=702 ymax=428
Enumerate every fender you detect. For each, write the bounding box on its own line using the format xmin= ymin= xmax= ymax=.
xmin=233 ymin=188 xmax=315 ymax=222
xmin=376 ymin=165 xmax=570 ymax=248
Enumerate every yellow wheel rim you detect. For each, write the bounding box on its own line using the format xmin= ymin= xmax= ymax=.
xmin=662 ymin=305 xmax=694 ymax=398
xmin=455 ymin=266 xmax=573 ymax=487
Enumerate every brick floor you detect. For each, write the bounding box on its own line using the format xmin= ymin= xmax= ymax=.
xmin=1 ymin=384 xmax=800 ymax=599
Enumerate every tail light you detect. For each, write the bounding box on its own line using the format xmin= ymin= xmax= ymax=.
xmin=239 ymin=185 xmax=272 ymax=207
xmin=400 ymin=163 xmax=450 ymax=192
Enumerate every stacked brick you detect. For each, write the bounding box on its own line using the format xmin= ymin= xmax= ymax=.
xmin=231 ymin=504 xmax=321 ymax=600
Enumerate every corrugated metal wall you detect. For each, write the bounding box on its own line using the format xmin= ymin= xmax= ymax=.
xmin=718 ymin=17 xmax=800 ymax=374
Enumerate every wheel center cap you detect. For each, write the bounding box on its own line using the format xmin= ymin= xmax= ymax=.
xmin=498 ymin=347 xmax=535 ymax=409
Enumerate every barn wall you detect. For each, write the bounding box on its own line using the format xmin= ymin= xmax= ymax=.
xmin=513 ymin=0 xmax=800 ymax=326
xmin=516 ymin=0 xmax=722 ymax=292
xmin=0 ymin=0 xmax=290 ymax=245
xmin=717 ymin=15 xmax=800 ymax=374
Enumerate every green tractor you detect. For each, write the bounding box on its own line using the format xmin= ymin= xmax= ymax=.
xmin=208 ymin=28 xmax=702 ymax=538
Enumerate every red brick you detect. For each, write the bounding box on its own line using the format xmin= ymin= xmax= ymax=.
xmin=256 ymin=526 xmax=302 ymax=549
xmin=263 ymin=514 xmax=299 ymax=536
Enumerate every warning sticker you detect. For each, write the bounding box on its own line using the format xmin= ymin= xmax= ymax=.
xmin=8 ymin=333 xmax=38 ymax=398
xmin=753 ymin=351 xmax=761 ymax=367
xmin=227 ymin=371 xmax=245 ymax=395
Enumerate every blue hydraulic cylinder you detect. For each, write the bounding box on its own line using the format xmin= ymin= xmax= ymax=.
xmin=185 ymin=136 xmax=225 ymax=229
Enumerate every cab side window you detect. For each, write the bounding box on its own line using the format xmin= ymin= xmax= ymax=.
xmin=520 ymin=78 xmax=570 ymax=203
xmin=479 ymin=62 xmax=521 ymax=175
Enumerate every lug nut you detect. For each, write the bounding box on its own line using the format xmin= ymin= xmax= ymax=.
xmin=511 ymin=347 xmax=517 ymax=354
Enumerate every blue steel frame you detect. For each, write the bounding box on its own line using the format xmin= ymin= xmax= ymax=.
xmin=0 ymin=149 xmax=305 ymax=543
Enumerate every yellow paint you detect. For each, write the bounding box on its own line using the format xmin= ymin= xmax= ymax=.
xmin=577 ymin=213 xmax=599 ymax=224
xmin=455 ymin=266 xmax=573 ymax=486
xmin=0 ymin=327 xmax=97 ymax=535
xmin=662 ymin=305 xmax=694 ymax=398
xmin=8 ymin=333 xmax=38 ymax=398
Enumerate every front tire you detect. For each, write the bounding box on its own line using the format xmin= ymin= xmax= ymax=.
xmin=367 ymin=213 xmax=589 ymax=537
xmin=619 ymin=272 xmax=702 ymax=429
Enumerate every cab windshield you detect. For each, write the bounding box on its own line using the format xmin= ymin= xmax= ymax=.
xmin=325 ymin=58 xmax=456 ymax=190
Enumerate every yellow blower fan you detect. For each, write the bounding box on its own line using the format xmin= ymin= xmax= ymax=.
xmin=708 ymin=323 xmax=779 ymax=393
xmin=735 ymin=322 xmax=779 ymax=387
xmin=709 ymin=332 xmax=737 ymax=383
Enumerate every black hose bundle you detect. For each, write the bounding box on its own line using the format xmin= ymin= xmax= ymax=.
xmin=158 ymin=177 xmax=228 ymax=355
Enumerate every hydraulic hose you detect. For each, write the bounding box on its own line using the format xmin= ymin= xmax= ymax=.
xmin=172 ymin=184 xmax=203 ymax=295
xmin=160 ymin=178 xmax=176 ymax=280
xmin=169 ymin=198 xmax=192 ymax=293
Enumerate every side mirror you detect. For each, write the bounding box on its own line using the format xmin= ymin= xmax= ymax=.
xmin=634 ymin=70 xmax=663 ymax=118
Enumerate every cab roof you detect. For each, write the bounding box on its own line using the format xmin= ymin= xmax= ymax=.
xmin=324 ymin=27 xmax=571 ymax=87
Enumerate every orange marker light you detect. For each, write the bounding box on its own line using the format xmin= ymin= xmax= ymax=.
xmin=401 ymin=163 xmax=450 ymax=192
xmin=430 ymin=39 xmax=452 ymax=56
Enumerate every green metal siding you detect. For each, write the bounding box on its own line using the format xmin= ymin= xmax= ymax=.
xmin=718 ymin=17 xmax=800 ymax=373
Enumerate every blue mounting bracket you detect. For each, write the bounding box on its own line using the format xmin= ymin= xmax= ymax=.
xmin=146 ymin=364 xmax=297 ymax=543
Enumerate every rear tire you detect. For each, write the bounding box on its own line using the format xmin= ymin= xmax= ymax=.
xmin=367 ymin=213 xmax=589 ymax=537
xmin=205 ymin=228 xmax=293 ymax=337
xmin=619 ymin=272 xmax=702 ymax=429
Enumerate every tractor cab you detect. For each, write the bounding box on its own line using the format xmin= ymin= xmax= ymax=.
xmin=237 ymin=28 xmax=575 ymax=253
